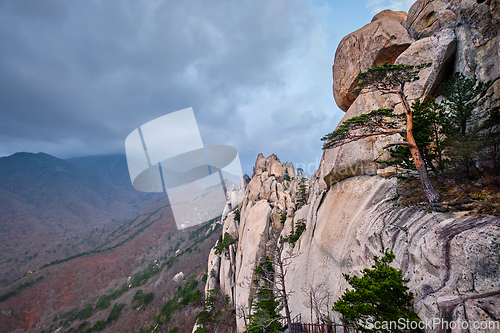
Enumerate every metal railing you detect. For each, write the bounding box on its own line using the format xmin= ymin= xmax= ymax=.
xmin=289 ymin=322 xmax=358 ymax=333
xmin=279 ymin=313 xmax=357 ymax=333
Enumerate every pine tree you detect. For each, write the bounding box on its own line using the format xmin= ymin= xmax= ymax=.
xmin=440 ymin=72 xmax=495 ymax=181
xmin=481 ymin=103 xmax=500 ymax=174
xmin=333 ymin=249 xmax=421 ymax=333
xmin=296 ymin=177 xmax=308 ymax=207
xmin=248 ymin=257 xmax=282 ymax=333
xmin=322 ymin=62 xmax=441 ymax=204
xmin=386 ymin=98 xmax=444 ymax=173
xmin=284 ymin=168 xmax=291 ymax=182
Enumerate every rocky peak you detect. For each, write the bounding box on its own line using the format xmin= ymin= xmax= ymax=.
xmin=196 ymin=1 xmax=500 ymax=331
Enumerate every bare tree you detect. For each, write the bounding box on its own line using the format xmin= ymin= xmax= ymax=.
xmin=242 ymin=229 xmax=300 ymax=332
xmin=302 ymin=281 xmax=335 ymax=324
xmin=236 ymin=303 xmax=249 ymax=332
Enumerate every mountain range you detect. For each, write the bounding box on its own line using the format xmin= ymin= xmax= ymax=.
xmin=0 ymin=152 xmax=166 ymax=285
xmin=0 ymin=151 xmax=223 ymax=333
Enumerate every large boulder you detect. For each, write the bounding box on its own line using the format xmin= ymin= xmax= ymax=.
xmin=404 ymin=1 xmax=458 ymax=40
xmin=246 ymin=175 xmax=261 ymax=201
xmin=404 ymin=0 xmax=499 ymax=40
xmin=371 ymin=9 xmax=408 ymax=24
xmin=395 ymin=28 xmax=457 ymax=101
xmin=404 ymin=0 xmax=500 ymax=98
xmin=333 ymin=16 xmax=413 ymax=111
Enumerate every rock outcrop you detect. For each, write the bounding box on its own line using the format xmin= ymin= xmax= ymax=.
xmin=371 ymin=9 xmax=408 ymax=24
xmin=395 ymin=28 xmax=457 ymax=101
xmin=404 ymin=0 xmax=500 ymax=98
xmin=195 ymin=155 xmax=307 ymax=331
xmin=285 ymin=176 xmax=500 ymax=328
xmin=196 ymin=2 xmax=500 ymax=332
xmin=200 ymin=155 xmax=500 ymax=333
xmin=327 ymin=0 xmax=499 ymax=191
xmin=333 ymin=12 xmax=414 ymax=111
xmin=404 ymin=0 xmax=499 ymax=40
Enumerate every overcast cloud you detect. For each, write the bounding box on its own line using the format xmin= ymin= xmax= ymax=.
xmin=0 ymin=0 xmax=413 ymax=175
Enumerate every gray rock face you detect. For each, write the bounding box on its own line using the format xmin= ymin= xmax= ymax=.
xmin=404 ymin=0 xmax=500 ymax=98
xmin=405 ymin=0 xmax=499 ymax=40
xmin=284 ymin=175 xmax=500 ymax=327
xmin=395 ymin=28 xmax=457 ymax=101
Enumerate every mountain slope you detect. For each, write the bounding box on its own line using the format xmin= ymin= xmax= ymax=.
xmin=0 ymin=152 xmax=164 ymax=285
xmin=0 ymin=198 xmax=223 ymax=333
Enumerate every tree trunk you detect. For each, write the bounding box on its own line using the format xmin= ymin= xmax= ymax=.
xmin=494 ymin=142 xmax=499 ymax=175
xmin=398 ymin=92 xmax=442 ymax=203
xmin=277 ymin=260 xmax=292 ymax=331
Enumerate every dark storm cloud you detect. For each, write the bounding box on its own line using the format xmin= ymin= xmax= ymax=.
xmin=0 ymin=0 xmax=344 ymax=173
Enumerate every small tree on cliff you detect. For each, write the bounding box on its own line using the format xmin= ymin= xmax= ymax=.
xmin=440 ymin=72 xmax=497 ymax=181
xmin=322 ymin=62 xmax=442 ymax=204
xmin=332 ymin=249 xmax=421 ymax=333
xmin=245 ymin=230 xmax=298 ymax=332
xmin=248 ymin=257 xmax=283 ymax=333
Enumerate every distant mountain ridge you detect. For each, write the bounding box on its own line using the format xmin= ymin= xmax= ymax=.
xmin=66 ymin=154 xmax=136 ymax=191
xmin=0 ymin=152 xmax=166 ymax=285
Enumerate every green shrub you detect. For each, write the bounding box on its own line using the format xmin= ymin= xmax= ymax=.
xmin=132 ymin=290 xmax=155 ymax=309
xmin=0 ymin=276 xmax=43 ymax=303
xmin=95 ymin=295 xmax=111 ymax=310
xmin=214 ymin=233 xmax=236 ymax=255
xmin=92 ymin=319 xmax=107 ymax=331
xmin=233 ymin=209 xmax=240 ymax=222
xmin=107 ymin=303 xmax=125 ymax=322
xmin=78 ymin=321 xmax=89 ymax=330
xmin=131 ymin=263 xmax=161 ymax=288
xmin=333 ymin=249 xmax=420 ymax=332
xmin=296 ymin=177 xmax=308 ymax=206
xmin=284 ymin=169 xmax=291 ymax=181
xmin=77 ymin=304 xmax=93 ymax=320
xmin=283 ymin=219 xmax=306 ymax=244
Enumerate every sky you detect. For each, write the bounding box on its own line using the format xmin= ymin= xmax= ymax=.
xmin=0 ymin=0 xmax=415 ymax=176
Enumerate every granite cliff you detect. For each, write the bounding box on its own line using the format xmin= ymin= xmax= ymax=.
xmin=197 ymin=1 xmax=500 ymax=332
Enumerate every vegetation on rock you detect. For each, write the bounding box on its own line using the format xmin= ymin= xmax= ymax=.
xmin=282 ymin=219 xmax=306 ymax=245
xmin=296 ymin=178 xmax=308 ymax=207
xmin=214 ymin=232 xmax=236 ymax=256
xmin=323 ymin=62 xmax=442 ymax=204
xmin=247 ymin=257 xmax=283 ymax=333
xmin=333 ymin=249 xmax=420 ymax=333
xmin=195 ymin=289 xmax=236 ymax=333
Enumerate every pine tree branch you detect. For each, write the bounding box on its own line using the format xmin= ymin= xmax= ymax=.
xmin=383 ymin=142 xmax=417 ymax=149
